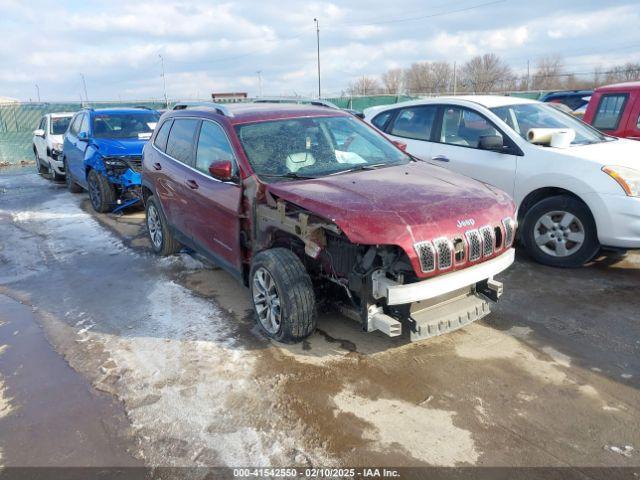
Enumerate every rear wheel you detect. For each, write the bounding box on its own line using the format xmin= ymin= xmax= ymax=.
xmin=64 ymin=158 xmax=83 ymax=193
xmin=522 ymin=195 xmax=599 ymax=267
xmin=87 ymin=169 xmax=116 ymax=213
xmin=250 ymin=248 xmax=316 ymax=343
xmin=145 ymin=195 xmax=181 ymax=255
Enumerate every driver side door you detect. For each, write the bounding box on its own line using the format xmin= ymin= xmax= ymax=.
xmin=430 ymin=105 xmax=518 ymax=197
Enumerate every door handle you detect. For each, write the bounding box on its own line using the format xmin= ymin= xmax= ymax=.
xmin=185 ymin=179 xmax=199 ymax=190
xmin=153 ymin=162 xmax=162 ymax=171
xmin=431 ymin=155 xmax=450 ymax=162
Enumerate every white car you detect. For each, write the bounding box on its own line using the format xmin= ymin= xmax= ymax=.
xmin=365 ymin=96 xmax=640 ymax=267
xmin=32 ymin=112 xmax=74 ymax=180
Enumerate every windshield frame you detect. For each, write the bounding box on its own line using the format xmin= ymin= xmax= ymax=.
xmin=91 ymin=112 xmax=160 ymax=140
xmin=234 ymin=114 xmax=411 ymax=182
xmin=490 ymin=102 xmax=611 ymax=146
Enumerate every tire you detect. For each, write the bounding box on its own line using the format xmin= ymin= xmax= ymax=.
xmin=52 ymin=170 xmax=65 ymax=182
xmin=64 ymin=158 xmax=83 ymax=193
xmin=250 ymin=248 xmax=316 ymax=343
xmin=87 ymin=169 xmax=116 ymax=213
xmin=145 ymin=195 xmax=181 ymax=256
xmin=34 ymin=149 xmax=47 ymax=174
xmin=522 ymin=195 xmax=599 ymax=267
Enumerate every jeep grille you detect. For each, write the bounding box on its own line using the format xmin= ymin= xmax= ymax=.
xmin=433 ymin=237 xmax=453 ymax=270
xmin=503 ymin=217 xmax=515 ymax=247
xmin=465 ymin=230 xmax=482 ymax=262
xmin=414 ymin=241 xmax=436 ymax=273
xmin=479 ymin=225 xmax=494 ymax=257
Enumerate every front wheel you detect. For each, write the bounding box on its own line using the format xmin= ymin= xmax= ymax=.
xmin=522 ymin=195 xmax=599 ymax=267
xmin=250 ymin=248 xmax=316 ymax=343
xmin=34 ymin=149 xmax=47 ymax=174
xmin=87 ymin=169 xmax=116 ymax=213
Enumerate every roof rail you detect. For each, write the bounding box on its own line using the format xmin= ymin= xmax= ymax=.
xmin=254 ymin=97 xmax=340 ymax=110
xmin=172 ymin=101 xmax=234 ymax=117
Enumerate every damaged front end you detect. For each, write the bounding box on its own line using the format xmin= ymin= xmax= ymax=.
xmin=100 ymin=155 xmax=144 ymax=210
xmin=251 ymin=186 xmax=515 ymax=342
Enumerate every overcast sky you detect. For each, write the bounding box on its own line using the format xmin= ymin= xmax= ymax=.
xmin=1 ymin=0 xmax=639 ymax=102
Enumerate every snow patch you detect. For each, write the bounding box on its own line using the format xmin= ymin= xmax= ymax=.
xmin=332 ymin=388 xmax=478 ymax=466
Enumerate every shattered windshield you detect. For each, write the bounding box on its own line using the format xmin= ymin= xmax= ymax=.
xmin=235 ymin=116 xmax=410 ymax=181
xmin=490 ymin=103 xmax=607 ymax=145
xmin=92 ymin=113 xmax=159 ymax=140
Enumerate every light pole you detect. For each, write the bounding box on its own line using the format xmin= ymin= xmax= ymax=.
xmin=313 ymin=18 xmax=321 ymax=99
xmin=35 ymin=84 xmax=40 ymax=103
xmin=159 ymin=54 xmax=168 ymax=108
xmin=80 ymin=73 xmax=89 ymax=104
xmin=256 ymin=70 xmax=263 ymax=97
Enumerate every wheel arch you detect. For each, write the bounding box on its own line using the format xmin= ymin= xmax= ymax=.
xmin=518 ymin=187 xmax=594 ymax=224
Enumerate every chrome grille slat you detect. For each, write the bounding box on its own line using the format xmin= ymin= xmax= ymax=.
xmin=414 ymin=241 xmax=436 ymax=273
xmin=479 ymin=225 xmax=494 ymax=257
xmin=465 ymin=229 xmax=482 ymax=262
xmin=503 ymin=217 xmax=515 ymax=247
xmin=433 ymin=237 xmax=453 ymax=270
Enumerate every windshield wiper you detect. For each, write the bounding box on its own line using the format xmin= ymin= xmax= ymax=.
xmin=258 ymin=172 xmax=317 ymax=180
xmin=328 ymin=163 xmax=392 ymax=175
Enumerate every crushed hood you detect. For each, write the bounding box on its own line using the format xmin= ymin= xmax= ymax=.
xmin=266 ymin=161 xmax=516 ymax=245
xmin=91 ymin=138 xmax=146 ymax=157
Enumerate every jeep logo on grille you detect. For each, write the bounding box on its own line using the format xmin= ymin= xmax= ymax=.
xmin=457 ymin=218 xmax=475 ymax=228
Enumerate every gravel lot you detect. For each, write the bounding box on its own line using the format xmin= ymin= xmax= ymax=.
xmin=0 ymin=167 xmax=639 ymax=473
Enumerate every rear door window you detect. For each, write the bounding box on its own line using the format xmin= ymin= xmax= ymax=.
xmin=593 ymin=94 xmax=628 ymax=130
xmin=153 ymin=119 xmax=173 ymax=152
xmin=371 ymin=111 xmax=392 ymax=130
xmin=389 ymin=106 xmax=436 ymax=140
xmin=195 ymin=120 xmax=236 ymax=175
xmin=79 ymin=114 xmax=90 ymax=134
xmin=70 ymin=114 xmax=83 ymax=135
xmin=165 ymin=118 xmax=199 ymax=165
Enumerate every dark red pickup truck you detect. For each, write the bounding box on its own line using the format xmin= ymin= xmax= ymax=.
xmin=141 ymin=102 xmax=517 ymax=343
xmin=584 ymin=81 xmax=640 ymax=140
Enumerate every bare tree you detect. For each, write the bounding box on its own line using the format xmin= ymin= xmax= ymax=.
xmin=403 ymin=62 xmax=432 ymax=94
xmin=430 ymin=61 xmax=453 ymax=93
xmin=347 ymin=76 xmax=381 ymax=95
xmin=460 ymin=53 xmax=512 ymax=93
xmin=531 ymin=55 xmax=564 ymax=90
xmin=381 ymin=68 xmax=404 ymax=94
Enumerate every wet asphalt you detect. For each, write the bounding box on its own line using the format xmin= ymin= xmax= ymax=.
xmin=0 ymin=165 xmax=639 ymax=472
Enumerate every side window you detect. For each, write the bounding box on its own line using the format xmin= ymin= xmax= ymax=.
xmin=371 ymin=111 xmax=392 ymax=130
xmin=440 ymin=107 xmax=501 ymax=148
xmin=389 ymin=106 xmax=436 ymax=141
xmin=153 ymin=119 xmax=173 ymax=152
xmin=79 ymin=114 xmax=90 ymax=134
xmin=70 ymin=114 xmax=83 ymax=135
xmin=195 ymin=121 xmax=236 ymax=174
xmin=593 ymin=94 xmax=628 ymax=130
xmin=38 ymin=117 xmax=46 ymax=131
xmin=165 ymin=119 xmax=199 ymax=165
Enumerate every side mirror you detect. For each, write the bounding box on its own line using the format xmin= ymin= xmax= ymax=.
xmin=78 ymin=131 xmax=89 ymax=142
xmin=208 ymin=160 xmax=233 ymax=181
xmin=392 ymin=140 xmax=407 ymax=151
xmin=478 ymin=135 xmax=503 ymax=152
xmin=33 ymin=129 xmax=45 ymax=138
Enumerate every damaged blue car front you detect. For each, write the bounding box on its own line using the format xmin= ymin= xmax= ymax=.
xmin=62 ymin=107 xmax=160 ymax=213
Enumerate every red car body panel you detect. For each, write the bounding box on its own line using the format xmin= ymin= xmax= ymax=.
xmin=267 ymin=161 xmax=515 ymax=279
xmin=584 ymin=81 xmax=640 ymax=140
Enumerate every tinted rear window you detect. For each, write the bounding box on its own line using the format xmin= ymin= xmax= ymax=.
xmin=389 ymin=106 xmax=436 ymax=141
xmin=50 ymin=117 xmax=72 ymax=135
xmin=165 ymin=119 xmax=199 ymax=164
xmin=593 ymin=94 xmax=628 ymax=130
xmin=153 ymin=119 xmax=173 ymax=152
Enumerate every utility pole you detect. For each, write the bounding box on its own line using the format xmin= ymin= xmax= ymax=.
xmin=313 ymin=18 xmax=321 ymax=99
xmin=453 ymin=62 xmax=457 ymax=95
xmin=80 ymin=73 xmax=89 ymax=103
xmin=159 ymin=54 xmax=168 ymax=108
xmin=35 ymin=84 xmax=40 ymax=102
xmin=256 ymin=70 xmax=263 ymax=97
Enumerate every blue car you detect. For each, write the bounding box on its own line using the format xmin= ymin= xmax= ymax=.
xmin=63 ymin=107 xmax=160 ymax=212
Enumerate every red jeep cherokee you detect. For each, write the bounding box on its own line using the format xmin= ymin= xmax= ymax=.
xmin=141 ymin=102 xmax=517 ymax=343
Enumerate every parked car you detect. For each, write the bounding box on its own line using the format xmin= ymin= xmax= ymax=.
xmin=141 ymin=102 xmax=516 ymax=343
xmin=583 ymin=81 xmax=640 ymax=140
xmin=63 ymin=107 xmax=160 ymax=212
xmin=32 ymin=112 xmax=74 ymax=180
xmin=365 ymin=96 xmax=640 ymax=267
xmin=540 ymin=90 xmax=592 ymax=111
